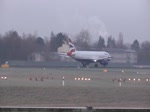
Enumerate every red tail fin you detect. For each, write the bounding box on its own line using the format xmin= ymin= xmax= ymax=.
xmin=67 ymin=37 xmax=76 ymax=56
xmin=67 ymin=49 xmax=75 ymax=56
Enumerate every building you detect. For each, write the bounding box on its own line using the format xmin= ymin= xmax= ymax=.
xmin=29 ymin=52 xmax=45 ymax=62
xmin=103 ymin=48 xmax=137 ymax=64
xmin=57 ymin=44 xmax=69 ymax=53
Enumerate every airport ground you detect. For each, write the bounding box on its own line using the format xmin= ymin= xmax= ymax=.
xmin=0 ymin=67 xmax=150 ymax=109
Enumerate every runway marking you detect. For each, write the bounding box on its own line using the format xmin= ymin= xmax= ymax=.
xmin=1 ymin=76 xmax=7 ymax=80
xmin=0 ymin=106 xmax=150 ymax=110
xmin=74 ymin=77 xmax=91 ymax=81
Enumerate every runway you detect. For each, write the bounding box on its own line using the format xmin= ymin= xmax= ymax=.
xmin=0 ymin=67 xmax=150 ymax=108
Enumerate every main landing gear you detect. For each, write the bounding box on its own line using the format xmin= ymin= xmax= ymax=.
xmin=94 ymin=64 xmax=98 ymax=68
xmin=82 ymin=62 xmax=99 ymax=68
xmin=82 ymin=62 xmax=89 ymax=68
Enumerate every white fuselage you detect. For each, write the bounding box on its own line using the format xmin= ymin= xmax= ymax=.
xmin=70 ymin=51 xmax=111 ymax=62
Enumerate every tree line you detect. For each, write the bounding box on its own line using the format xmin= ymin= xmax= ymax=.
xmin=0 ymin=30 xmax=150 ymax=64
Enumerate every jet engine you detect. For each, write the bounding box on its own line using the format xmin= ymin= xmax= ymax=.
xmin=100 ymin=60 xmax=108 ymax=66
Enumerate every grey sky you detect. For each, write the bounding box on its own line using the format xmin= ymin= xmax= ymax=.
xmin=0 ymin=0 xmax=150 ymax=43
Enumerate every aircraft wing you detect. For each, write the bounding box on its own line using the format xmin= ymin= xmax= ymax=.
xmin=95 ymin=56 xmax=111 ymax=62
xmin=58 ymin=52 xmax=70 ymax=58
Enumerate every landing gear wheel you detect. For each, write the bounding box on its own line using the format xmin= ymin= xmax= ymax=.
xmin=82 ymin=62 xmax=89 ymax=68
xmin=82 ymin=62 xmax=86 ymax=68
xmin=95 ymin=64 xmax=98 ymax=68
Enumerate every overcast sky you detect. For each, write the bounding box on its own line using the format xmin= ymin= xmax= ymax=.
xmin=0 ymin=0 xmax=150 ymax=43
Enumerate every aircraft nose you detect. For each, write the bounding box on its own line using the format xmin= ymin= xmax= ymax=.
xmin=108 ymin=54 xmax=112 ymax=60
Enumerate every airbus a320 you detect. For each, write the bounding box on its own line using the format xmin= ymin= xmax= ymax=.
xmin=67 ymin=38 xmax=111 ymax=68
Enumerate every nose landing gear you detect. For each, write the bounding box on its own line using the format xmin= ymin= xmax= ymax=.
xmin=94 ymin=64 xmax=98 ymax=68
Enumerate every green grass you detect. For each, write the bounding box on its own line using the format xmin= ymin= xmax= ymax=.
xmin=0 ymin=67 xmax=150 ymax=108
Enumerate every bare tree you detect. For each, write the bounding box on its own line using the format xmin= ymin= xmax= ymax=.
xmin=116 ymin=32 xmax=126 ymax=49
xmin=49 ymin=32 xmax=68 ymax=52
xmin=3 ymin=31 xmax=22 ymax=60
xmin=21 ymin=33 xmax=37 ymax=60
xmin=74 ymin=29 xmax=91 ymax=50
xmin=97 ymin=36 xmax=105 ymax=50
xmin=131 ymin=39 xmax=140 ymax=53
xmin=106 ymin=36 xmax=116 ymax=48
xmin=138 ymin=41 xmax=150 ymax=64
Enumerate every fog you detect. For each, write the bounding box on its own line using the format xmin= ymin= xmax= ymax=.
xmin=0 ymin=0 xmax=150 ymax=43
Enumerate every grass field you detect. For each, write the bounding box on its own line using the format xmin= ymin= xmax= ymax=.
xmin=0 ymin=67 xmax=150 ymax=108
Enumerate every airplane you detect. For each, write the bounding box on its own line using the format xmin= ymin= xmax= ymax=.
xmin=66 ymin=38 xmax=111 ymax=68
